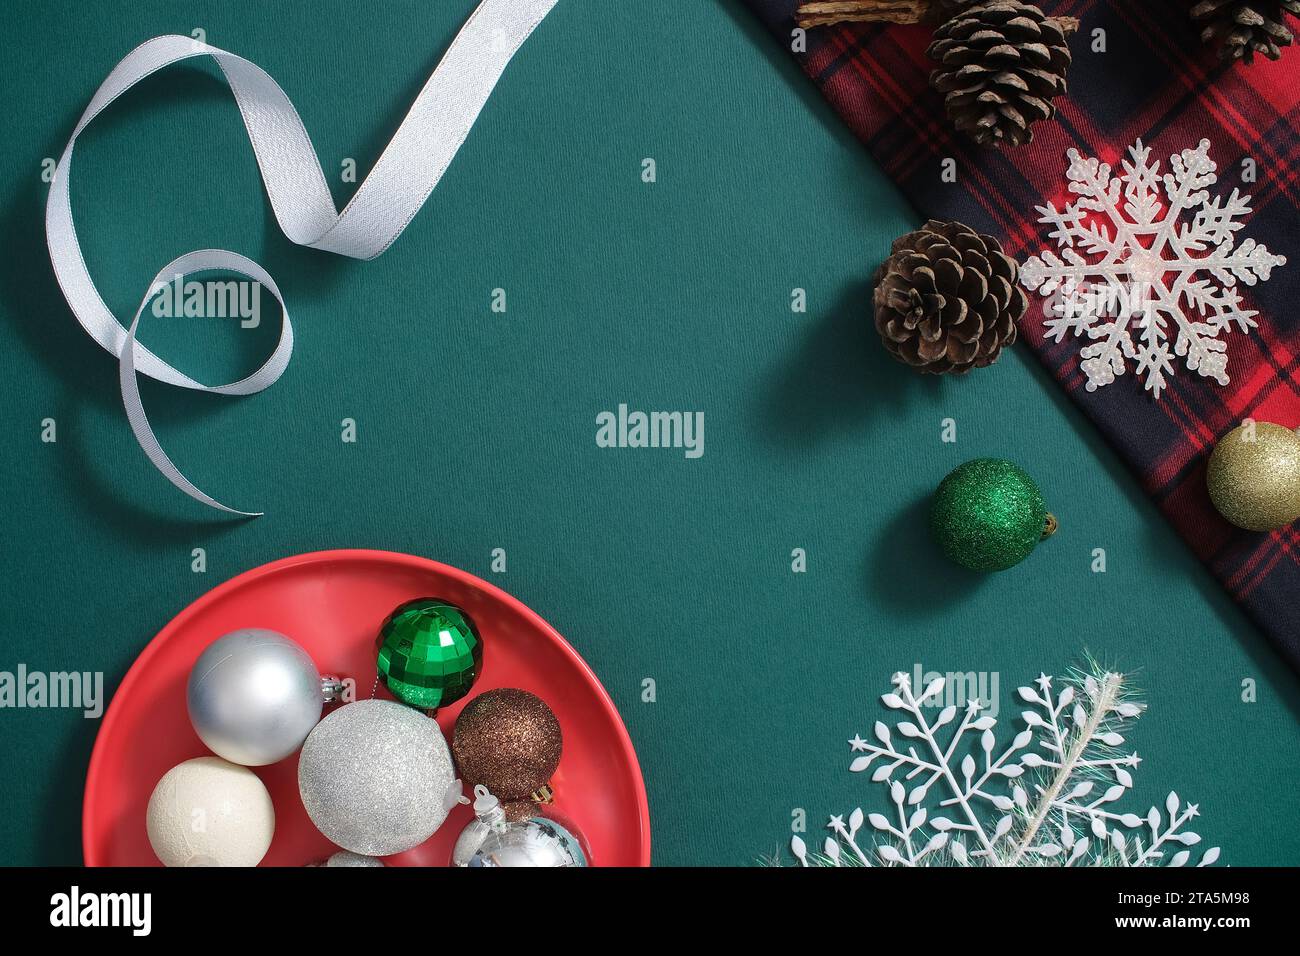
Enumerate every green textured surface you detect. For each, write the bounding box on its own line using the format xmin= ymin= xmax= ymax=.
xmin=0 ymin=0 xmax=1297 ymax=867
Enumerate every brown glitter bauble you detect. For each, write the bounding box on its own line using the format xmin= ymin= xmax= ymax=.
xmin=501 ymin=799 xmax=534 ymax=823
xmin=452 ymin=688 xmax=562 ymax=800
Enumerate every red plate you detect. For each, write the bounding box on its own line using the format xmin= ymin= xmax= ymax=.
xmin=83 ymin=549 xmax=651 ymax=866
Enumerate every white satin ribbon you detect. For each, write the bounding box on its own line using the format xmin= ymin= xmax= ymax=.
xmin=46 ymin=0 xmax=558 ymax=515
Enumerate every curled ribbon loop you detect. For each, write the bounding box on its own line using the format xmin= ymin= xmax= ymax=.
xmin=45 ymin=0 xmax=558 ymax=514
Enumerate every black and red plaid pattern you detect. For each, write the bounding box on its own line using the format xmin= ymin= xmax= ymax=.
xmin=747 ymin=0 xmax=1300 ymax=671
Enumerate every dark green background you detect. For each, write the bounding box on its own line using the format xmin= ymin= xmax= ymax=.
xmin=1 ymin=0 xmax=1296 ymax=866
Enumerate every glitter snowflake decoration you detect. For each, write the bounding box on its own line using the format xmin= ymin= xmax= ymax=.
xmin=787 ymin=666 xmax=1220 ymax=867
xmin=1020 ymin=139 xmax=1285 ymax=398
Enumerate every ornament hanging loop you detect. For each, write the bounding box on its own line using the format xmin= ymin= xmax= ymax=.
xmin=472 ymin=785 xmax=506 ymax=825
xmin=1042 ymin=513 xmax=1059 ymax=540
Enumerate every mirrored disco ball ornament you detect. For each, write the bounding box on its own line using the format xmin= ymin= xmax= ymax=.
xmin=376 ymin=598 xmax=483 ymax=710
xmin=451 ymin=785 xmax=576 ymax=866
xmin=466 ymin=811 xmax=589 ymax=868
xmin=298 ymin=699 xmax=459 ymax=856
xmin=452 ymin=784 xmax=508 ymax=866
xmin=187 ymin=628 xmax=344 ymax=766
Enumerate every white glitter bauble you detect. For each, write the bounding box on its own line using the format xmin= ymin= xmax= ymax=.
xmin=325 ymin=850 xmax=384 ymax=867
xmin=298 ymin=699 xmax=457 ymax=856
xmin=146 ymin=756 xmax=275 ymax=867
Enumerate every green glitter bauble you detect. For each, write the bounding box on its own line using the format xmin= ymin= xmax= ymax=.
xmin=376 ymin=598 xmax=483 ymax=710
xmin=930 ymin=458 xmax=1055 ymax=572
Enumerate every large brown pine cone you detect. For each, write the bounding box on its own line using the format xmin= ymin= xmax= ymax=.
xmin=1192 ymin=0 xmax=1300 ymax=62
xmin=928 ymin=1 xmax=1078 ymax=148
xmin=873 ymin=220 xmax=1027 ymax=374
xmin=926 ymin=0 xmax=983 ymax=22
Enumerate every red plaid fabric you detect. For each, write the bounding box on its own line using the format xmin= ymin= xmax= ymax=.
xmin=747 ymin=0 xmax=1300 ymax=671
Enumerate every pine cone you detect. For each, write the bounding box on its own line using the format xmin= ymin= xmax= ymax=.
xmin=1192 ymin=0 xmax=1300 ymax=62
xmin=873 ymin=220 xmax=1026 ymax=374
xmin=928 ymin=1 xmax=1078 ymax=148
xmin=926 ymin=0 xmax=982 ymax=22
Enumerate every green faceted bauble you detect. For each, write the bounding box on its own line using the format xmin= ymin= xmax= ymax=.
xmin=930 ymin=458 xmax=1055 ymax=572
xmin=376 ymin=598 xmax=483 ymax=710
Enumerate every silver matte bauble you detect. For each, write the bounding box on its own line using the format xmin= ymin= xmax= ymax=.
xmin=298 ymin=699 xmax=458 ymax=856
xmin=187 ymin=629 xmax=326 ymax=766
xmin=467 ymin=817 xmax=588 ymax=868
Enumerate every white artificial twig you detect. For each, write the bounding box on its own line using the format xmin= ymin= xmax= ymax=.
xmin=1005 ymin=673 xmax=1121 ymax=865
xmin=795 ymin=665 xmax=1219 ymax=868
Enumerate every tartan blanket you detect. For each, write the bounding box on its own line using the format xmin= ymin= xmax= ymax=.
xmin=745 ymin=0 xmax=1300 ymax=673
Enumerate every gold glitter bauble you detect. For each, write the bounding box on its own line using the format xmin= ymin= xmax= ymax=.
xmin=452 ymin=688 xmax=562 ymax=801
xmin=1206 ymin=421 xmax=1300 ymax=532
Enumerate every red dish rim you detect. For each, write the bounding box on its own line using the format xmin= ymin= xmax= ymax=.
xmin=82 ymin=548 xmax=652 ymax=867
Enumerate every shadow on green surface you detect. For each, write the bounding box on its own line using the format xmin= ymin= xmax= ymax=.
xmin=866 ymin=492 xmax=984 ymax=615
xmin=758 ymin=278 xmax=947 ymax=449
xmin=0 ymin=167 xmax=118 ymax=412
xmin=52 ymin=396 xmax=251 ymax=545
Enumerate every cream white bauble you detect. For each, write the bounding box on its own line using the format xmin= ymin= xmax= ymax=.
xmin=146 ymin=756 xmax=275 ymax=867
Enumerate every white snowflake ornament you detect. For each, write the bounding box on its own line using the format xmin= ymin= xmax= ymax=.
xmin=1020 ymin=139 xmax=1285 ymax=398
